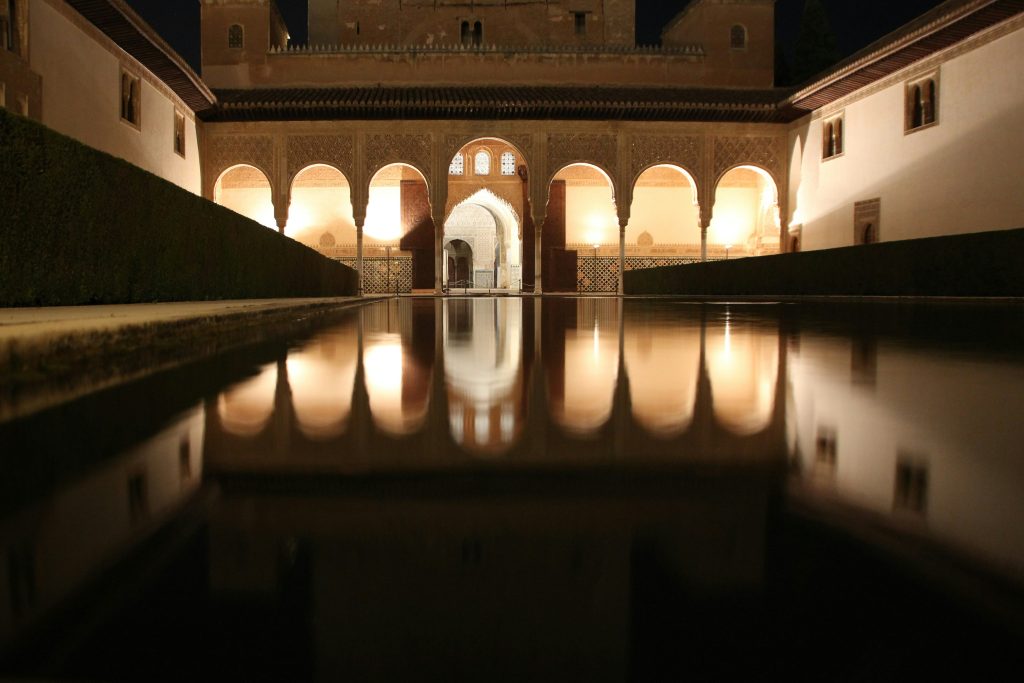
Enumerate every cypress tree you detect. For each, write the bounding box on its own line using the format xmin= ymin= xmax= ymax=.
xmin=793 ymin=0 xmax=841 ymax=83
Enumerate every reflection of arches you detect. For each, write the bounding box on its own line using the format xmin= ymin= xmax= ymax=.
xmin=706 ymin=321 xmax=778 ymax=435
xmin=214 ymin=164 xmax=276 ymax=229
xmin=624 ymin=323 xmax=700 ymax=437
xmin=288 ymin=164 xmax=355 ymax=247
xmin=287 ymin=326 xmax=358 ymax=440
xmin=444 ymin=238 xmax=473 ymax=286
xmin=551 ymin=299 xmax=620 ymax=435
xmin=363 ymin=333 xmax=429 ymax=436
xmin=217 ymin=363 xmax=277 ymax=437
xmin=710 ymin=165 xmax=781 ymax=257
xmin=628 ymin=164 xmax=700 ymax=247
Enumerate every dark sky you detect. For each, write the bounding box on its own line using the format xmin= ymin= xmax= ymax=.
xmin=127 ymin=0 xmax=949 ymax=75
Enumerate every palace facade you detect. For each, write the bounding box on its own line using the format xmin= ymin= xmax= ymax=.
xmin=3 ymin=0 xmax=1024 ymax=293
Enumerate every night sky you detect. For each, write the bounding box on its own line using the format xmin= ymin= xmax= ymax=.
xmin=126 ymin=0 xmax=950 ymax=76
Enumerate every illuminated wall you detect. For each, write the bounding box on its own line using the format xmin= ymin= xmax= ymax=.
xmin=559 ymin=165 xmax=618 ymax=246
xmin=214 ymin=165 xmax=275 ymax=229
xmin=289 ymin=165 xmax=356 ymax=248
xmin=627 ymin=166 xmax=701 ymax=246
xmin=710 ymin=166 xmax=780 ymax=255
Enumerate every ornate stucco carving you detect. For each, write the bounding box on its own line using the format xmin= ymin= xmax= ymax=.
xmin=712 ymin=135 xmax=785 ymax=182
xmin=286 ymin=135 xmax=354 ymax=180
xmin=546 ymin=133 xmax=618 ymax=179
xmin=365 ymin=133 xmax=432 ymax=178
xmin=208 ymin=134 xmax=274 ymax=179
xmin=630 ymin=135 xmax=703 ymax=179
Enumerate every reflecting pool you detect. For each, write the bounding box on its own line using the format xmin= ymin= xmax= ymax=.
xmin=1 ymin=298 xmax=1023 ymax=681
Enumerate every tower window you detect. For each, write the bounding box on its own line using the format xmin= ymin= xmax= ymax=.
xmin=2 ymin=0 xmax=17 ymax=55
xmin=474 ymin=150 xmax=490 ymax=176
xmin=228 ymin=23 xmax=244 ymax=49
xmin=473 ymin=21 xmax=482 ymax=46
xmin=906 ymin=73 xmax=939 ymax=132
xmin=730 ymin=24 xmax=747 ymax=49
xmin=574 ymin=12 xmax=586 ymax=36
xmin=449 ymin=153 xmax=464 ymax=176
xmin=500 ymin=151 xmax=516 ymax=176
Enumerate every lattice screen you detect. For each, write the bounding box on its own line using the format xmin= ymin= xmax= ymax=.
xmin=576 ymin=255 xmax=702 ymax=292
xmin=337 ymin=256 xmax=413 ymax=293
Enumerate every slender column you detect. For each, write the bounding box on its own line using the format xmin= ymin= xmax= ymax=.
xmin=700 ymin=214 xmax=711 ymax=262
xmin=433 ymin=210 xmax=445 ymax=294
xmin=618 ymin=217 xmax=627 ymax=295
xmin=274 ymin=198 xmax=289 ymax=235
xmin=355 ymin=216 xmax=365 ymax=296
xmin=534 ymin=217 xmax=544 ymax=295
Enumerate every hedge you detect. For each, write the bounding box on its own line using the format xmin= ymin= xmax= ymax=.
xmin=0 ymin=109 xmax=357 ymax=306
xmin=625 ymin=227 xmax=1024 ymax=297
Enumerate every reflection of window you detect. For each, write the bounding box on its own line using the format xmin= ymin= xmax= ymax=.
xmin=500 ymin=151 xmax=515 ymax=176
xmin=906 ymin=73 xmax=938 ymax=131
xmin=173 ymin=110 xmax=186 ymax=157
xmin=228 ymin=24 xmax=244 ymax=49
xmin=574 ymin=12 xmax=586 ymax=36
xmin=179 ymin=438 xmax=192 ymax=482
xmin=128 ymin=473 xmax=148 ymax=523
xmin=815 ymin=427 xmax=837 ymax=467
xmin=449 ymin=153 xmax=464 ymax=176
xmin=7 ymin=540 xmax=36 ymax=617
xmin=822 ymin=113 xmax=844 ymax=159
xmin=474 ymin=150 xmax=490 ymax=176
xmin=730 ymin=24 xmax=747 ymax=49
xmin=120 ymin=70 xmax=141 ymax=127
xmin=894 ymin=456 xmax=928 ymax=514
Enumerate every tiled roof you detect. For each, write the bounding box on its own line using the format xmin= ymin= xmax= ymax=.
xmin=204 ymin=86 xmax=789 ymax=123
xmin=64 ymin=0 xmax=215 ymax=112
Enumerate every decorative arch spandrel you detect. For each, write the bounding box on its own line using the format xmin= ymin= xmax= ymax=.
xmin=364 ymin=133 xmax=433 ymax=189
xmin=712 ymin=135 xmax=786 ymax=189
xmin=629 ymin=135 xmax=703 ymax=189
xmin=546 ymin=133 xmax=619 ymax=193
xmin=286 ymin=135 xmax=355 ymax=186
xmin=206 ymin=134 xmax=275 ymax=198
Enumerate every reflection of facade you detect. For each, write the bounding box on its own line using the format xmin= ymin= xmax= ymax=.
xmin=0 ymin=406 xmax=203 ymax=648
xmin=443 ymin=298 xmax=525 ymax=455
xmin=788 ymin=333 xmax=1024 ymax=574
xmin=11 ymin=1 xmax=1023 ymax=294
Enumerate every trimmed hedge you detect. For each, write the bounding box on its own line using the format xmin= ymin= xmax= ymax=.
xmin=625 ymin=227 xmax=1024 ymax=297
xmin=0 ymin=109 xmax=357 ymax=306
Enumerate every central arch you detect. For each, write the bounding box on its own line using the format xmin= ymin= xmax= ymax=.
xmin=445 ymin=137 xmax=529 ymax=291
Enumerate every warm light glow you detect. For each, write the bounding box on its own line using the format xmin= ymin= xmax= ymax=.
xmin=624 ymin=323 xmax=701 ymax=437
xmin=216 ymin=363 xmax=277 ymax=437
xmin=215 ymin=165 xmax=276 ymax=230
xmin=707 ymin=324 xmax=779 ymax=434
xmin=286 ymin=333 xmax=358 ymax=440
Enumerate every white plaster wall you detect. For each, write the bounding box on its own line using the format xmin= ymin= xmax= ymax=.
xmin=627 ymin=185 xmax=701 ymax=244
xmin=789 ymin=25 xmax=1024 ymax=250
xmin=28 ymin=0 xmax=201 ymax=193
xmin=288 ymin=185 xmax=357 ymax=246
xmin=565 ymin=184 xmax=618 ymax=245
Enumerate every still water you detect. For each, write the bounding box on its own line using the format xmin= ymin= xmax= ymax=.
xmin=1 ymin=298 xmax=1023 ymax=681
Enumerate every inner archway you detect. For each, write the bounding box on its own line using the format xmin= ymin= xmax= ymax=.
xmin=443 ymin=238 xmax=474 ymax=288
xmin=710 ymin=166 xmax=781 ymax=259
xmin=444 ymin=189 xmax=522 ymax=291
xmin=446 ymin=137 xmax=528 ymax=291
xmin=214 ymin=164 xmax=275 ymax=229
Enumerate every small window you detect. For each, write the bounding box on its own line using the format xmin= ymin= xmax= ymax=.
xmin=120 ymin=70 xmax=141 ymax=128
xmin=2 ymin=0 xmax=17 ymax=55
xmin=473 ymin=20 xmax=482 ymax=46
xmin=460 ymin=20 xmax=470 ymax=45
xmin=173 ymin=110 xmax=186 ymax=157
xmin=822 ymin=113 xmax=844 ymax=159
xmin=730 ymin=24 xmax=747 ymax=49
xmin=474 ymin=150 xmax=490 ymax=176
xmin=449 ymin=153 xmax=464 ymax=176
xmin=906 ymin=73 xmax=939 ymax=132
xmin=574 ymin=12 xmax=587 ymax=36
xmin=500 ymin=151 xmax=516 ymax=176
xmin=228 ymin=24 xmax=244 ymax=49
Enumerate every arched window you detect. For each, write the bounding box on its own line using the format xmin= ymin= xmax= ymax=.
xmin=834 ymin=119 xmax=844 ymax=155
xmin=911 ymin=85 xmax=924 ymax=128
xmin=924 ymin=79 xmax=936 ymax=125
xmin=730 ymin=25 xmax=747 ymax=49
xmin=460 ymin=21 xmax=470 ymax=45
xmin=120 ymin=70 xmax=141 ymax=126
xmin=228 ymin=24 xmax=244 ymax=49
xmin=1 ymin=0 xmax=15 ymax=53
xmin=474 ymin=150 xmax=490 ymax=176
xmin=473 ymin=21 xmax=483 ymax=46
xmin=500 ymin=151 xmax=516 ymax=176
xmin=823 ymin=122 xmax=835 ymax=158
xmin=449 ymin=153 xmax=464 ymax=176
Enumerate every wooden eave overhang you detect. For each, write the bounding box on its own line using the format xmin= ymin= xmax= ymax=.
xmin=780 ymin=0 xmax=1024 ymax=117
xmin=203 ymin=86 xmax=788 ymax=123
xmin=64 ymin=0 xmax=216 ymax=112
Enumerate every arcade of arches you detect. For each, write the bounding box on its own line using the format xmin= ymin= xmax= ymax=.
xmin=205 ymin=127 xmax=786 ymax=293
